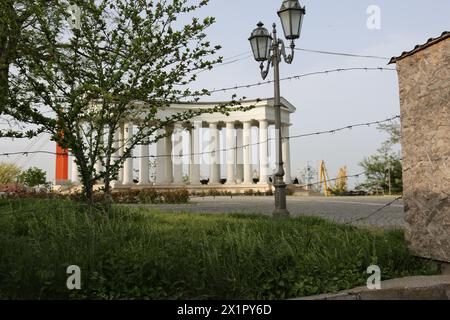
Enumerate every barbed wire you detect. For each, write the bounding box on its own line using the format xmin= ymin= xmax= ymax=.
xmin=0 ymin=67 xmax=397 ymax=125
xmin=215 ymin=48 xmax=390 ymax=67
xmin=345 ymin=196 xmax=403 ymax=225
xmin=298 ymin=171 xmax=367 ymax=189
xmin=0 ymin=115 xmax=400 ymax=159
xmin=203 ymin=67 xmax=396 ymax=95
xmin=288 ymin=115 xmax=400 ymax=140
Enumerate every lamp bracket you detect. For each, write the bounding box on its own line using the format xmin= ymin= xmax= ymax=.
xmin=260 ymin=59 xmax=271 ymax=80
xmin=278 ymin=38 xmax=295 ymax=64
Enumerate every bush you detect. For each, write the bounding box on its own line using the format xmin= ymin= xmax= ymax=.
xmin=244 ymin=189 xmax=254 ymax=196
xmin=138 ymin=189 xmax=162 ymax=204
xmin=18 ymin=167 xmax=48 ymax=187
xmin=0 ymin=162 xmax=21 ymax=184
xmin=161 ymin=189 xmax=189 ymax=204
xmin=207 ymin=189 xmax=221 ymax=197
xmin=0 ymin=188 xmax=190 ymax=205
xmin=0 ymin=198 xmax=438 ymax=299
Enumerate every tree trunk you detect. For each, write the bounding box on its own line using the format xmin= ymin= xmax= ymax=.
xmin=0 ymin=64 xmax=9 ymax=110
xmin=84 ymin=179 xmax=95 ymax=206
xmin=0 ymin=3 xmax=25 ymax=114
xmin=74 ymin=152 xmax=96 ymax=206
xmin=104 ymin=174 xmax=113 ymax=203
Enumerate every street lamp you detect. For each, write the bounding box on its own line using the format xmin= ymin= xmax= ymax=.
xmin=249 ymin=0 xmax=305 ymax=218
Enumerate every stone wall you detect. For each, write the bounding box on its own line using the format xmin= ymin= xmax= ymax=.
xmin=396 ymin=38 xmax=450 ymax=262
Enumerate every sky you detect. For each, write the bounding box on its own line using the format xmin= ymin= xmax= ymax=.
xmin=1 ymin=0 xmax=449 ymax=186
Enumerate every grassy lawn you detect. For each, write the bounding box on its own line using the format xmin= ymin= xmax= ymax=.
xmin=0 ymin=198 xmax=438 ymax=299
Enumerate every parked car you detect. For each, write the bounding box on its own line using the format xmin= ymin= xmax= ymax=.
xmin=344 ymin=190 xmax=368 ymax=196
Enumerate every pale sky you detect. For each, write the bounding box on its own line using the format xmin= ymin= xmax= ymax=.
xmin=1 ymin=0 xmax=449 ymax=186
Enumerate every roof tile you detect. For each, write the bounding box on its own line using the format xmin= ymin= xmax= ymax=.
xmin=389 ymin=31 xmax=450 ymax=64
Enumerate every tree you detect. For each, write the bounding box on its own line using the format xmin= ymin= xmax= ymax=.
xmin=0 ymin=1 xmax=52 ymax=137
xmin=357 ymin=122 xmax=403 ymax=194
xmin=3 ymin=0 xmax=253 ymax=203
xmin=331 ymin=167 xmax=348 ymax=195
xmin=0 ymin=162 xmax=21 ymax=184
xmin=299 ymin=164 xmax=319 ymax=192
xmin=18 ymin=166 xmax=47 ymax=187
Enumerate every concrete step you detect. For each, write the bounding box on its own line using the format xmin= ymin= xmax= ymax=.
xmin=296 ymin=275 xmax=450 ymax=300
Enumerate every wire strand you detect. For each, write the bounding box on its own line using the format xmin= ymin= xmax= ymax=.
xmin=345 ymin=196 xmax=403 ymax=224
xmin=0 ymin=115 xmax=400 ymax=159
xmin=295 ymin=48 xmax=389 ymax=60
xmin=201 ymin=67 xmax=396 ymax=95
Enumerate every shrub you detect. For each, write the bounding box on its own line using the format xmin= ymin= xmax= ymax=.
xmin=244 ymin=189 xmax=254 ymax=196
xmin=0 ymin=163 xmax=21 ymax=184
xmin=162 ymin=189 xmax=189 ymax=204
xmin=138 ymin=189 xmax=162 ymax=204
xmin=18 ymin=167 xmax=48 ymax=187
xmin=207 ymin=189 xmax=221 ymax=197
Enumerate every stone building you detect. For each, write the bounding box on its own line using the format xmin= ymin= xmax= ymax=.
xmin=389 ymin=32 xmax=449 ymax=262
xmin=62 ymin=97 xmax=297 ymax=194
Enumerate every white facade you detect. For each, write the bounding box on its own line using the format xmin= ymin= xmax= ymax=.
xmin=71 ymin=97 xmax=296 ymax=190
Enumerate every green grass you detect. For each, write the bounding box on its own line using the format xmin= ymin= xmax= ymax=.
xmin=0 ymin=198 xmax=438 ymax=299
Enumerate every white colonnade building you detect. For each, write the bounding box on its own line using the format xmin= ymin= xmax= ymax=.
xmin=70 ymin=98 xmax=296 ymax=192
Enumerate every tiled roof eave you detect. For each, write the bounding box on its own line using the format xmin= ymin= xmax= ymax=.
xmin=389 ymin=31 xmax=450 ymax=64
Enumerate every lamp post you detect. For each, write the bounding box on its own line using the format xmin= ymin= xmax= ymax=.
xmin=249 ymin=0 xmax=305 ymax=218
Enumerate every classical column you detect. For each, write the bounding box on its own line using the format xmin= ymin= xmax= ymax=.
xmin=226 ymin=122 xmax=235 ymax=184
xmin=123 ymin=122 xmax=134 ymax=185
xmin=243 ymin=121 xmax=253 ymax=184
xmin=94 ymin=160 xmax=103 ymax=177
xmin=117 ymin=123 xmax=125 ymax=184
xmin=235 ymin=125 xmax=244 ymax=183
xmin=189 ymin=121 xmax=201 ymax=185
xmin=156 ymin=128 xmax=167 ymax=185
xmin=94 ymin=131 xmax=103 ymax=177
xmin=282 ymin=124 xmax=292 ymax=184
xmin=259 ymin=120 xmax=269 ymax=184
xmin=71 ymin=155 xmax=79 ymax=184
xmin=173 ymin=123 xmax=184 ymax=185
xmin=209 ymin=122 xmax=220 ymax=184
xmin=165 ymin=126 xmax=174 ymax=184
xmin=138 ymin=129 xmax=150 ymax=185
xmin=112 ymin=129 xmax=121 ymax=185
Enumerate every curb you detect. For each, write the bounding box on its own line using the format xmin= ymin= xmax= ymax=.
xmin=295 ymin=275 xmax=450 ymax=300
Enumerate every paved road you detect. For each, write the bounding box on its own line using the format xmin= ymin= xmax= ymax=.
xmin=134 ymin=196 xmax=405 ymax=229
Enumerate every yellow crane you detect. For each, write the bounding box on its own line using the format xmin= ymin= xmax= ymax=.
xmin=319 ymin=160 xmax=331 ymax=196
xmin=335 ymin=166 xmax=348 ymax=194
xmin=319 ymin=160 xmax=348 ymax=197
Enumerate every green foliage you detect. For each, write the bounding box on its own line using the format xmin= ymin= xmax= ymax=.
xmin=138 ymin=189 xmax=189 ymax=204
xmin=18 ymin=167 xmax=47 ymax=187
xmin=357 ymin=154 xmax=402 ymax=194
xmin=3 ymin=0 xmax=254 ymax=202
xmin=378 ymin=123 xmax=401 ymax=146
xmin=0 ymin=162 xmax=21 ymax=184
xmin=357 ymin=122 xmax=403 ymax=194
xmin=0 ymin=198 xmax=438 ymax=299
xmin=78 ymin=189 xmax=190 ymax=204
